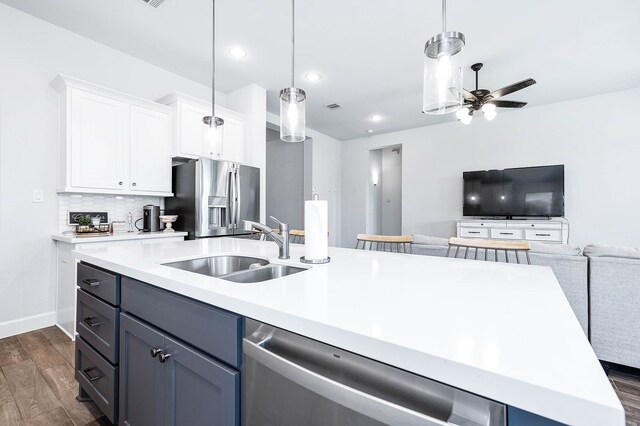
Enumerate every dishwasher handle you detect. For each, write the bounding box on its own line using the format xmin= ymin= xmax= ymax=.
xmin=243 ymin=336 xmax=451 ymax=426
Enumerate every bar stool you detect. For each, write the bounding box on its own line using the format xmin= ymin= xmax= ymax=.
xmin=446 ymin=237 xmax=531 ymax=264
xmin=355 ymin=234 xmax=413 ymax=253
xmin=289 ymin=230 xmax=305 ymax=244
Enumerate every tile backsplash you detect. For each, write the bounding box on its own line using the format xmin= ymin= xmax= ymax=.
xmin=58 ymin=193 xmax=163 ymax=233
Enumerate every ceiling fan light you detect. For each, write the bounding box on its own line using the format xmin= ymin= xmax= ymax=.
xmin=456 ymin=107 xmax=470 ymax=120
xmin=481 ymin=103 xmax=496 ymax=113
xmin=460 ymin=113 xmax=473 ymax=125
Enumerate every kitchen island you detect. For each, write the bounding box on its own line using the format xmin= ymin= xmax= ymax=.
xmin=73 ymin=237 xmax=624 ymax=425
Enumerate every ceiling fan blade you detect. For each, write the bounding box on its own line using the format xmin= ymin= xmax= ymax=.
xmin=486 ymin=78 xmax=536 ymax=100
xmin=463 ymin=89 xmax=477 ymax=101
xmin=487 ymin=100 xmax=528 ymax=108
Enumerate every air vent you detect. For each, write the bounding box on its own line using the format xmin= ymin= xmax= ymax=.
xmin=324 ymin=103 xmax=342 ymax=110
xmin=142 ymin=0 xmax=168 ymax=8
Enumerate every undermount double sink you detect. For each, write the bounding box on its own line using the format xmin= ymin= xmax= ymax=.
xmin=163 ymin=255 xmax=307 ymax=283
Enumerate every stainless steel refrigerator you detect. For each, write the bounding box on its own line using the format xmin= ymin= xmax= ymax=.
xmin=165 ymin=159 xmax=260 ymax=239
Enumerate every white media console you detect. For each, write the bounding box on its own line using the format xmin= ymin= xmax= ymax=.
xmin=456 ymin=218 xmax=569 ymax=244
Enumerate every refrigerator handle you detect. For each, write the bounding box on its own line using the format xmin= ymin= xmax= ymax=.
xmin=227 ymin=168 xmax=235 ymax=230
xmin=235 ymin=166 xmax=241 ymax=229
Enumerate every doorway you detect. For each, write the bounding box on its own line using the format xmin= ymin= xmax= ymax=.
xmin=366 ymin=145 xmax=402 ymax=235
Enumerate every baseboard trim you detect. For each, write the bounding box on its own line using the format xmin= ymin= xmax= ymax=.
xmin=0 ymin=312 xmax=56 ymax=339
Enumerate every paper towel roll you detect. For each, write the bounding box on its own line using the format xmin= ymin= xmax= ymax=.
xmin=304 ymin=200 xmax=328 ymax=260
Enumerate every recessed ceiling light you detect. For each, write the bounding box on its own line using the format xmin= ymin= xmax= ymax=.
xmin=228 ymin=47 xmax=247 ymax=58
xmin=305 ymin=72 xmax=321 ymax=82
xmin=367 ymin=129 xmax=374 ymax=134
xmin=370 ymin=115 xmax=383 ymax=122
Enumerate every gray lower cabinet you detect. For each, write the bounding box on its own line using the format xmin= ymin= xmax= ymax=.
xmin=120 ymin=313 xmax=240 ymax=426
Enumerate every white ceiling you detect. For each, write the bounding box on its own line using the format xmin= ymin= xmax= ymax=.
xmin=3 ymin=0 xmax=640 ymax=140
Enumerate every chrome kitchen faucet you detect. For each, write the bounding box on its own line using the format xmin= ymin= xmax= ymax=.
xmin=242 ymin=216 xmax=290 ymax=260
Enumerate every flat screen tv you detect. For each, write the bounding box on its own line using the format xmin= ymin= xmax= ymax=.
xmin=463 ymin=165 xmax=564 ymax=218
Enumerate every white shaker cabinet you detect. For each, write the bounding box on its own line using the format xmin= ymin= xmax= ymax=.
xmin=51 ymin=75 xmax=173 ymax=196
xmin=157 ymin=92 xmax=246 ymax=163
xmin=129 ymin=105 xmax=172 ymax=193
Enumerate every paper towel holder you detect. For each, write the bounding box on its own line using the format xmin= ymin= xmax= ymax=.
xmin=300 ymin=256 xmax=331 ymax=264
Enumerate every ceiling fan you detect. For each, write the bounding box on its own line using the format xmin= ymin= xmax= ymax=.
xmin=457 ymin=63 xmax=536 ymax=124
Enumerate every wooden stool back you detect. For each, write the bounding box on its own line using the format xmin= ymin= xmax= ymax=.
xmin=446 ymin=237 xmax=531 ymax=264
xmin=289 ymin=229 xmax=305 ymax=244
xmin=355 ymin=234 xmax=413 ymax=253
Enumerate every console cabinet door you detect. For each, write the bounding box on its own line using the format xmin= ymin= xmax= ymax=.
xmin=163 ymin=336 xmax=240 ymax=426
xmin=120 ymin=313 xmax=164 ymax=426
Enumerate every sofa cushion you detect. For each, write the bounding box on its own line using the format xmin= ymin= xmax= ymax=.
xmin=528 ymin=241 xmax=582 ymax=256
xmin=583 ymin=244 xmax=640 ymax=259
xmin=412 ymin=235 xmax=449 ymax=246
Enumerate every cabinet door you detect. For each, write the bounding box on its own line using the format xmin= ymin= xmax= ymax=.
xmin=120 ymin=313 xmax=164 ymax=426
xmin=129 ymin=106 xmax=172 ymax=193
xmin=218 ymin=112 xmax=245 ymax=164
xmin=177 ymin=102 xmax=209 ymax=157
xmin=70 ymin=89 xmax=128 ymax=190
xmin=163 ymin=336 xmax=240 ymax=426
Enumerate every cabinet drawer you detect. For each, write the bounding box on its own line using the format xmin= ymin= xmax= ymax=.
xmin=525 ymin=229 xmax=563 ymax=242
xmin=77 ymin=290 xmax=119 ymax=363
xmin=490 ymin=228 xmax=524 ymax=240
xmin=77 ymin=263 xmax=120 ymax=306
xmin=121 ymin=277 xmax=242 ymax=368
xmin=460 ymin=227 xmax=489 ymax=238
xmin=76 ymin=337 xmax=118 ymax=424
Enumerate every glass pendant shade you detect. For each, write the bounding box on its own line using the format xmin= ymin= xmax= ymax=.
xmin=280 ymin=87 xmax=306 ymax=142
xmin=422 ymin=32 xmax=465 ymax=115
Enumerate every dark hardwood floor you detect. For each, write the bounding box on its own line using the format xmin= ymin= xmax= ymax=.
xmin=0 ymin=327 xmax=110 ymax=425
xmin=2 ymin=327 xmax=640 ymax=425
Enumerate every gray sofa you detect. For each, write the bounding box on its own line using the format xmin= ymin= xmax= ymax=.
xmin=585 ymin=244 xmax=640 ymax=369
xmin=412 ymin=235 xmax=589 ymax=335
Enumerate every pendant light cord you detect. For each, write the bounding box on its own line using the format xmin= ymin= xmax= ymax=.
xmin=290 ymin=0 xmax=295 ymax=88
xmin=442 ymin=0 xmax=446 ymax=33
xmin=211 ymin=0 xmax=216 ymax=124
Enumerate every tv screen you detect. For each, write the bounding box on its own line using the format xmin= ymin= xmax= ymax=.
xmin=463 ymin=165 xmax=564 ymax=217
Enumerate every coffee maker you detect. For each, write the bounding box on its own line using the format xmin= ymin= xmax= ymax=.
xmin=140 ymin=205 xmax=160 ymax=232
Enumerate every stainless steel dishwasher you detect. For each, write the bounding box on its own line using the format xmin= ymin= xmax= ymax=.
xmin=242 ymin=319 xmax=506 ymax=426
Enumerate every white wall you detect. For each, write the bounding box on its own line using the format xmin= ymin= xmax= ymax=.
xmin=266 ymin=128 xmax=304 ymax=229
xmin=367 ymin=150 xmax=383 ymax=234
xmin=342 ymin=88 xmax=640 ymax=248
xmin=380 ymin=147 xmax=402 ymax=235
xmin=0 ymin=3 xmax=234 ymax=336
xmin=267 ymin=112 xmax=342 ymax=246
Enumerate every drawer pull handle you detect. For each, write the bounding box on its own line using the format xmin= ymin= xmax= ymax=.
xmin=467 ymin=231 xmax=480 ymax=234
xmin=82 ymin=278 xmax=100 ymax=287
xmin=500 ymin=232 xmax=513 ymax=235
xmin=150 ymin=348 xmax=163 ymax=358
xmin=82 ymin=367 xmax=103 ymax=382
xmin=536 ymin=233 xmax=551 ymax=237
xmin=83 ymin=316 xmax=101 ymax=327
xmin=158 ymin=353 xmax=172 ymax=363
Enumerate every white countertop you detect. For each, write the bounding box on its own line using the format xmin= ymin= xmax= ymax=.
xmin=52 ymin=231 xmax=187 ymax=244
xmin=72 ymin=238 xmax=624 ymax=425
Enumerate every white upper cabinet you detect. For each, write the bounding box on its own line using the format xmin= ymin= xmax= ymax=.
xmin=52 ymin=75 xmax=173 ymax=196
xmin=157 ymin=92 xmax=246 ymax=164
xmin=129 ymin=105 xmax=172 ymax=193
xmin=69 ymin=90 xmax=128 ymax=191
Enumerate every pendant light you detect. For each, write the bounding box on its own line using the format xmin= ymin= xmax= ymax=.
xmin=422 ymin=0 xmax=465 ymax=115
xmin=279 ymin=0 xmax=306 ymax=143
xmin=203 ymin=0 xmax=224 ymax=142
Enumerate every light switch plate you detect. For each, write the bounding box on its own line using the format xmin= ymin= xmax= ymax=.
xmin=32 ymin=189 xmax=44 ymax=203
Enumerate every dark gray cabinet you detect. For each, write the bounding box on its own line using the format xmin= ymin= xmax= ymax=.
xmin=120 ymin=313 xmax=240 ymax=426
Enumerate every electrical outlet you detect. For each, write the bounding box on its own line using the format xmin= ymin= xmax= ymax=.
xmin=32 ymin=189 xmax=44 ymax=203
